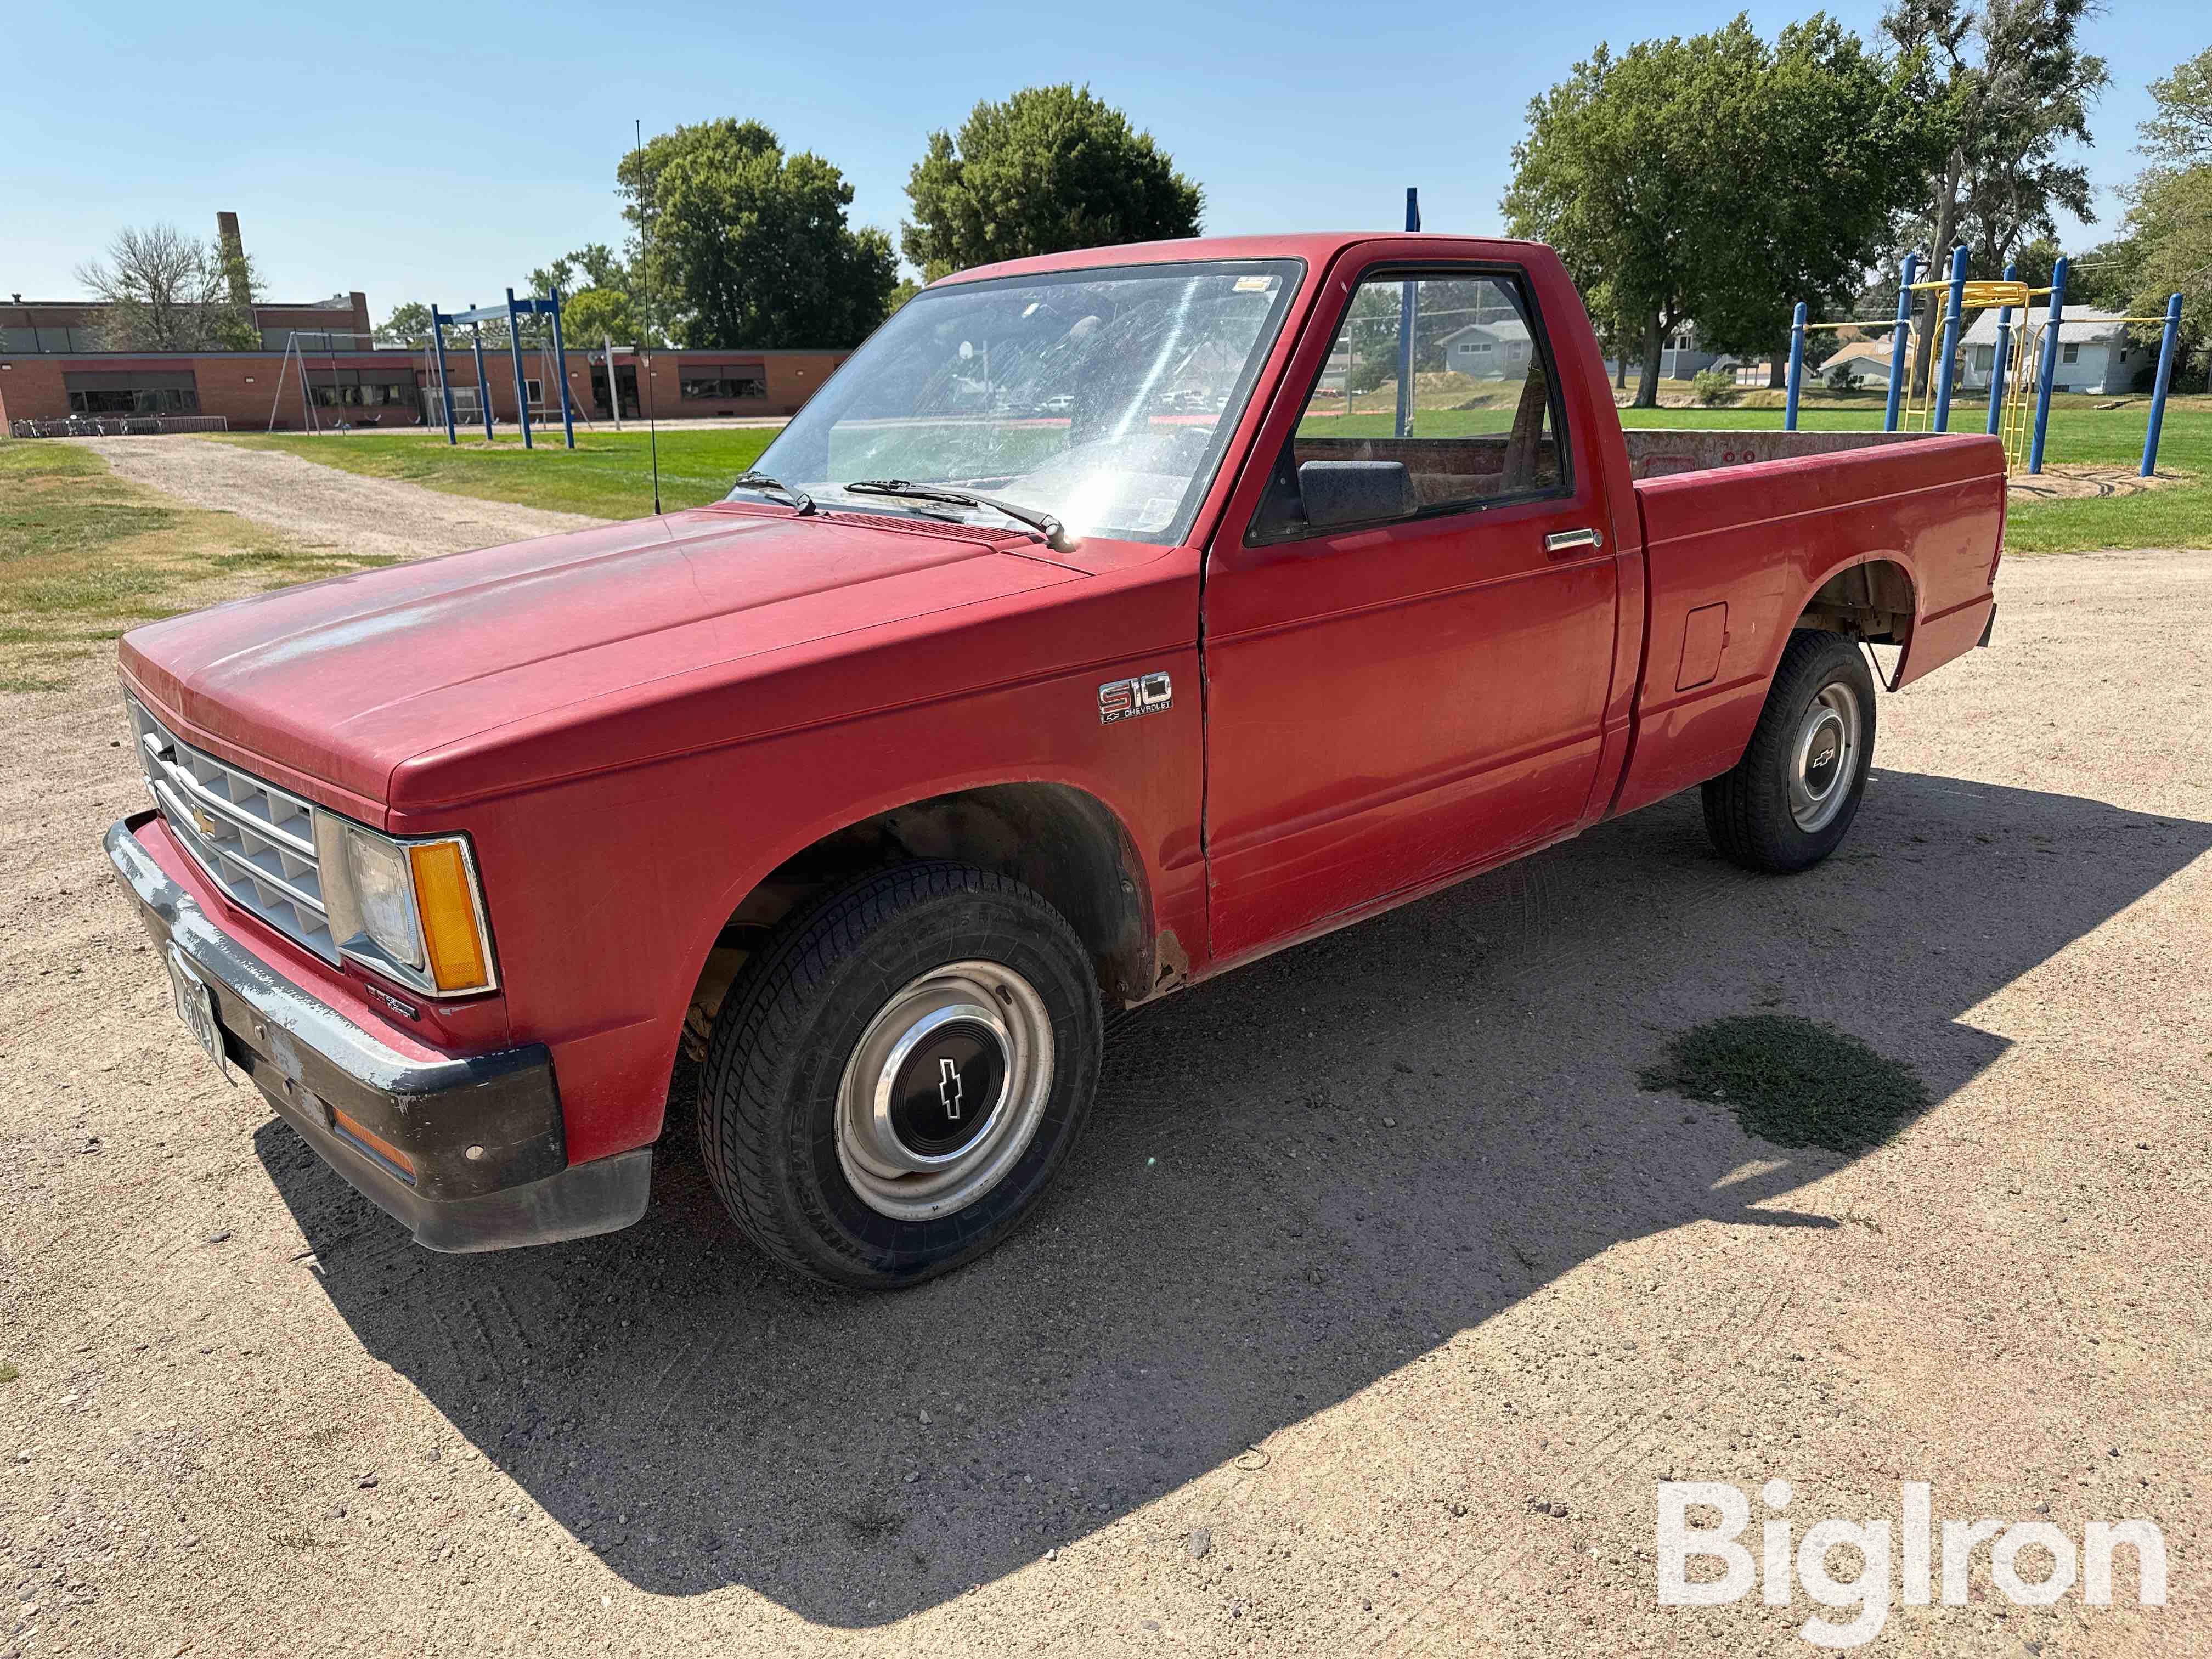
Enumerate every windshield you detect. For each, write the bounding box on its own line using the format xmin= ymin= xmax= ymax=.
xmin=738 ymin=258 xmax=1303 ymax=545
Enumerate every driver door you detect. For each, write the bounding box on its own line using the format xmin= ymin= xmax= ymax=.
xmin=1200 ymin=262 xmax=1619 ymax=960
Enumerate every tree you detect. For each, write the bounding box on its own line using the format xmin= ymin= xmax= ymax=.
xmin=618 ymin=119 xmax=896 ymax=350
xmin=529 ymin=242 xmax=631 ymax=299
xmin=2112 ymin=46 xmax=2212 ymax=366
xmin=560 ymin=287 xmax=654 ymax=347
xmin=2140 ymin=44 xmax=2212 ymax=162
xmin=1882 ymin=0 xmax=2107 ymax=392
xmin=900 ymin=84 xmax=1202 ymax=279
xmin=375 ymin=301 xmax=436 ymax=347
xmin=74 ymin=224 xmax=259 ymax=351
xmin=1503 ymin=16 xmax=1930 ymax=407
xmin=520 ymin=245 xmax=668 ymax=347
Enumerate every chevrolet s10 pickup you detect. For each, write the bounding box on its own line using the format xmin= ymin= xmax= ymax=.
xmin=105 ymin=233 xmax=2003 ymax=1286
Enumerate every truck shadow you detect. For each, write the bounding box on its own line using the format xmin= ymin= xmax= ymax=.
xmin=256 ymin=770 xmax=2211 ymax=1626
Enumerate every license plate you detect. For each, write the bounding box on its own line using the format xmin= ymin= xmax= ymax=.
xmin=167 ymin=945 xmax=233 ymax=1082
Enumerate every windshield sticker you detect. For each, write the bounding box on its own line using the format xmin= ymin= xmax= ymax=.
xmin=1234 ymin=276 xmax=1274 ymax=293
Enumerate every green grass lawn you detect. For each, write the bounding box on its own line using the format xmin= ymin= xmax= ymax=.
xmin=0 ymin=441 xmax=393 ymax=692
xmin=225 ymin=398 xmax=2209 ymax=556
xmin=222 ymin=427 xmax=780 ymax=521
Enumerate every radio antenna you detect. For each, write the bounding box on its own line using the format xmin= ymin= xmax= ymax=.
xmin=635 ymin=117 xmax=663 ymax=515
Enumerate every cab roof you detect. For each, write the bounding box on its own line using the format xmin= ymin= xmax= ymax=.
xmin=932 ymin=233 xmax=1551 ymax=287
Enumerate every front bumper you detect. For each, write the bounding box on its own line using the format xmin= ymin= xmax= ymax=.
xmin=104 ymin=811 xmax=650 ymax=1252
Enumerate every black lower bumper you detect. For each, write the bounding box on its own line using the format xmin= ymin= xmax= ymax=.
xmin=104 ymin=812 xmax=650 ymax=1252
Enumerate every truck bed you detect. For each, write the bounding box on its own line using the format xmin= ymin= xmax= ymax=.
xmin=1609 ymin=431 xmax=2006 ymax=818
xmin=1621 ymin=426 xmax=1931 ymax=480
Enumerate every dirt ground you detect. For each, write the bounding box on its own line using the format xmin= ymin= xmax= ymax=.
xmin=2005 ymin=464 xmax=2184 ymax=502
xmin=2 ymin=488 xmax=2208 ymax=1654
xmin=82 ymin=436 xmax=611 ymax=557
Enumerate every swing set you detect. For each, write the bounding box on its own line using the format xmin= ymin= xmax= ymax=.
xmin=419 ymin=287 xmax=585 ymax=449
xmin=1780 ymin=246 xmax=2186 ymax=477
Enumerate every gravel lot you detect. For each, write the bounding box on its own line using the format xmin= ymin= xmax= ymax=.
xmin=3 ymin=497 xmax=2207 ymax=1655
xmin=82 ymin=436 xmax=611 ymax=557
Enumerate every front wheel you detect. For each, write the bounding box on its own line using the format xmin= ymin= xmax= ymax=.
xmin=1702 ymin=630 xmax=1877 ymax=873
xmin=697 ymin=862 xmax=1103 ymax=1289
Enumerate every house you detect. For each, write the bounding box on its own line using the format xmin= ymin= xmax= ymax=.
xmin=1712 ymin=354 xmax=1782 ymax=387
xmin=1441 ymin=318 xmax=1534 ymax=381
xmin=1818 ymin=342 xmax=1899 ymax=391
xmin=1959 ymin=307 xmax=2145 ymax=396
xmin=1601 ymin=324 xmax=1726 ymax=383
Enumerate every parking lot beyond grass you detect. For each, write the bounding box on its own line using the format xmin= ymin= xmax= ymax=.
xmin=227 ymin=402 xmax=2208 ymax=556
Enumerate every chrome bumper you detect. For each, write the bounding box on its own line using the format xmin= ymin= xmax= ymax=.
xmin=104 ymin=811 xmax=650 ymax=1252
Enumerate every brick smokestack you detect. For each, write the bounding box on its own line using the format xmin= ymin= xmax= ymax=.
xmin=215 ymin=212 xmax=253 ymax=311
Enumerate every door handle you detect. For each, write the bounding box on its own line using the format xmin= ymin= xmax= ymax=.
xmin=1544 ymin=527 xmax=1604 ymax=556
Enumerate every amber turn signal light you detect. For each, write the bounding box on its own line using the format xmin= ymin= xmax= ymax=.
xmin=407 ymin=839 xmax=492 ymax=994
xmin=330 ymin=1105 xmax=416 ymax=1177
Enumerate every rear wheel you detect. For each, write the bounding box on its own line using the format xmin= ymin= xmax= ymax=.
xmin=697 ymin=862 xmax=1102 ymax=1289
xmin=1702 ymin=630 xmax=1877 ymax=873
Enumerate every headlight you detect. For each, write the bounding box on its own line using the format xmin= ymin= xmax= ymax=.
xmin=316 ymin=817 xmax=496 ymax=997
xmin=346 ymin=827 xmax=423 ymax=970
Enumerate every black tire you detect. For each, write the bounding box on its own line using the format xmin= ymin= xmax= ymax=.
xmin=1701 ymin=630 xmax=1877 ymax=873
xmin=697 ymin=861 xmax=1103 ymax=1289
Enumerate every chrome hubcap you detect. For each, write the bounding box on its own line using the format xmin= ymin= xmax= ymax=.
xmin=835 ymin=960 xmax=1055 ymax=1221
xmin=1788 ymin=680 xmax=1861 ymax=832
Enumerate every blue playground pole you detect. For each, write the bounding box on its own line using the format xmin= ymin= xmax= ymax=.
xmin=1884 ymin=252 xmax=1918 ymax=431
xmin=2028 ymin=257 xmax=2067 ymax=475
xmin=1932 ymin=244 xmax=1968 ymax=431
xmin=1985 ymin=260 xmax=2017 ymax=436
xmin=430 ymin=306 xmax=457 ymax=445
xmin=2142 ymin=292 xmax=2183 ymax=478
xmin=546 ymin=286 xmax=577 ymax=450
xmin=505 ymin=288 xmax=534 ymax=450
xmin=469 ymin=315 xmax=494 ymax=442
xmin=1394 ymin=187 xmax=1420 ymax=439
xmin=1785 ymin=302 xmax=1807 ymax=431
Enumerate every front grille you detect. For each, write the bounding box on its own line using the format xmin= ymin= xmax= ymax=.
xmin=128 ymin=699 xmax=340 ymax=963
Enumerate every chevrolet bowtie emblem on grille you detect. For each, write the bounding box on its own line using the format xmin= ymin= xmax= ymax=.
xmin=939 ymin=1058 xmax=964 ymax=1120
xmin=1098 ymin=671 xmax=1173 ymax=724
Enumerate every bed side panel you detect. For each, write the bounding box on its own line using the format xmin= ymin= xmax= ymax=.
xmin=1611 ymin=433 xmax=2003 ymax=817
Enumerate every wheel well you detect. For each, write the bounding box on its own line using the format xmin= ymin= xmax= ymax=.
xmin=682 ymin=785 xmax=1155 ymax=1058
xmin=1796 ymin=558 xmax=1915 ymax=645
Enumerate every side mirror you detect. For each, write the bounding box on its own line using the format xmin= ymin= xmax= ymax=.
xmin=1297 ymin=460 xmax=1416 ymax=530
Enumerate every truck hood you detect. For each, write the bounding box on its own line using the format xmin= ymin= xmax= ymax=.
xmin=121 ymin=504 xmax=1086 ymax=809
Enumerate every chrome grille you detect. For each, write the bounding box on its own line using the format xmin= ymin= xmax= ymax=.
xmin=128 ymin=699 xmax=340 ymax=963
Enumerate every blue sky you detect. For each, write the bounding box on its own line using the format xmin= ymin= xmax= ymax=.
xmin=4 ymin=0 xmax=2196 ymax=323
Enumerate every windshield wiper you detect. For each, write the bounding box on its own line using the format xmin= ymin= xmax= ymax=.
xmin=841 ymin=479 xmax=1067 ymax=550
xmin=730 ymin=471 xmax=816 ymax=515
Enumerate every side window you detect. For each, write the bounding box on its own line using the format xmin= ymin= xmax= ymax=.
xmin=1273 ymin=270 xmax=1568 ymax=535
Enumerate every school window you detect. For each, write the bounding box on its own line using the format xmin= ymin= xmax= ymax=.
xmin=680 ymin=373 xmax=769 ymax=400
xmin=306 ymin=370 xmax=418 ymax=408
xmin=67 ymin=386 xmax=201 ymax=415
xmin=62 ymin=370 xmax=199 ymax=414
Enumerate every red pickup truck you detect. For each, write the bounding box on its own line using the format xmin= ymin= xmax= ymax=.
xmin=105 ymin=233 xmax=2003 ymax=1287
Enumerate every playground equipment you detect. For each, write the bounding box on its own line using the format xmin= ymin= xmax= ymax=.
xmin=263 ymin=330 xmax=348 ymax=435
xmin=1782 ymin=249 xmax=2185 ymax=477
xmin=1396 ymin=187 xmax=1420 ymax=439
xmin=422 ymin=288 xmax=578 ymax=449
